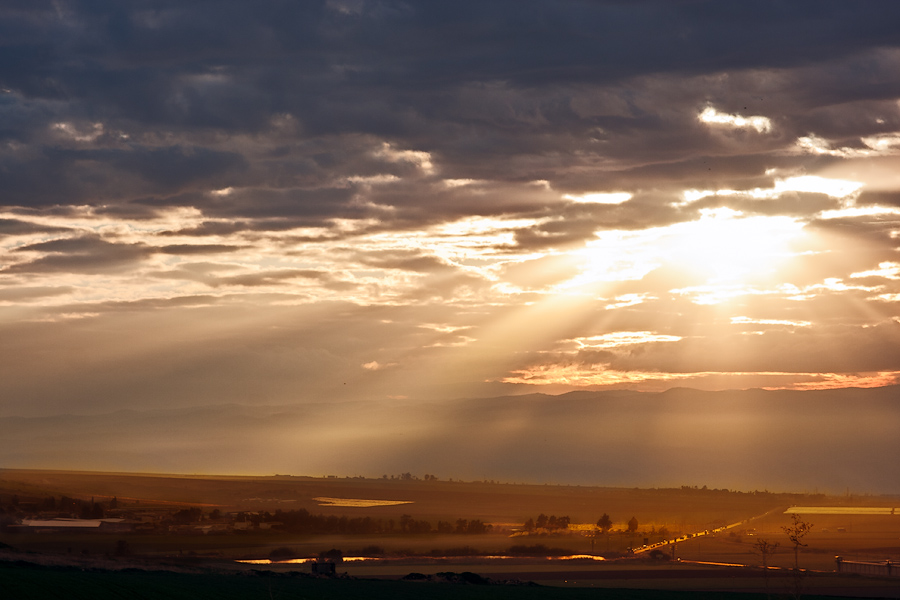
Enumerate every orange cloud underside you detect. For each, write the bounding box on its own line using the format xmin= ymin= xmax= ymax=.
xmin=500 ymin=366 xmax=900 ymax=391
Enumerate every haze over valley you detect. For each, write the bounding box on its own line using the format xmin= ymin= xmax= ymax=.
xmin=4 ymin=386 xmax=898 ymax=495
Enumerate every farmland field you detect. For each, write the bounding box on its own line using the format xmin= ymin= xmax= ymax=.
xmin=2 ymin=469 xmax=900 ymax=597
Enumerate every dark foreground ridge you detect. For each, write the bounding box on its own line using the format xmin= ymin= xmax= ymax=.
xmin=0 ymin=555 xmax=881 ymax=600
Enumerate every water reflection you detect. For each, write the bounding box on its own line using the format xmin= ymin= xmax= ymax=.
xmin=236 ymin=554 xmax=605 ymax=565
xmin=313 ymin=497 xmax=413 ymax=507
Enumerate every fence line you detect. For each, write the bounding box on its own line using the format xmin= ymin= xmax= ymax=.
xmin=835 ymin=557 xmax=898 ymax=577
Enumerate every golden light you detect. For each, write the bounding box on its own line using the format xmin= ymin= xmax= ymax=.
xmin=563 ymin=191 xmax=632 ymax=204
xmin=698 ymin=106 xmax=772 ymax=133
xmin=682 ymin=175 xmax=863 ymax=202
xmin=569 ymin=208 xmax=807 ymax=295
xmin=658 ymin=208 xmax=806 ymax=284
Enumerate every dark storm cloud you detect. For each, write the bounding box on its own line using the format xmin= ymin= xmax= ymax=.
xmin=858 ymin=190 xmax=900 ymax=208
xmin=356 ymin=249 xmax=456 ymax=273
xmin=690 ymin=191 xmax=841 ymax=219
xmin=0 ymin=218 xmax=70 ymax=237
xmin=361 ymin=180 xmax=558 ymax=225
xmin=0 ymin=146 xmax=248 ymax=207
xmin=151 ymin=264 xmax=350 ymax=289
xmin=156 ymin=243 xmax=245 ymax=255
xmin=220 ymin=269 xmax=345 ymax=288
xmin=5 ymin=235 xmax=151 ymax=274
xmin=3 ymin=1 xmax=900 ymax=222
xmin=205 ymin=186 xmax=363 ymax=220
xmin=510 ymin=217 xmax=602 ymax=251
xmin=158 ymin=220 xmax=252 ymax=236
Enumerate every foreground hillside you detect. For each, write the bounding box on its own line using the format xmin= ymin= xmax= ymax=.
xmin=6 ymin=559 xmax=883 ymax=600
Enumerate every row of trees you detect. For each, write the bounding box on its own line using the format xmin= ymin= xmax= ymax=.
xmin=24 ymin=495 xmax=110 ymax=519
xmin=596 ymin=514 xmax=674 ymax=536
xmin=596 ymin=514 xmax=647 ymax=533
xmin=265 ymin=509 xmax=491 ymax=535
xmin=522 ymin=513 xmax=653 ymax=534
xmin=382 ymin=473 xmax=439 ymax=481
xmin=523 ymin=514 xmax=571 ymax=531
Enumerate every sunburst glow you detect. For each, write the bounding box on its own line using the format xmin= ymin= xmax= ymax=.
xmin=659 ymin=209 xmax=806 ymax=284
xmin=569 ymin=208 xmax=806 ymax=294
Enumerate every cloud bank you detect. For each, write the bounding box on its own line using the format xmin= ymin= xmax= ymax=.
xmin=1 ymin=2 xmax=899 ymax=485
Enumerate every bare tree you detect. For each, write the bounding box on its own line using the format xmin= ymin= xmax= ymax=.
xmin=753 ymin=537 xmax=779 ymax=567
xmin=782 ymin=513 xmax=813 ymax=599
xmin=782 ymin=513 xmax=813 ymax=570
xmin=752 ymin=538 xmax=779 ymax=600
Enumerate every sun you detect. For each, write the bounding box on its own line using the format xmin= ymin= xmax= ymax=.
xmin=566 ymin=208 xmax=807 ymax=295
xmin=659 ymin=208 xmax=806 ymax=284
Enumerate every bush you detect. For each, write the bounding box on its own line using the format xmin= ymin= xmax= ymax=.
xmin=318 ymin=548 xmax=343 ymax=563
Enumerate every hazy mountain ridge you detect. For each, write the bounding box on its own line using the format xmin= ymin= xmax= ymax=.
xmin=3 ymin=386 xmax=898 ymax=494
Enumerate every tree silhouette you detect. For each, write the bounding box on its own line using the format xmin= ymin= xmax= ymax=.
xmin=627 ymin=516 xmax=638 ymax=532
xmin=596 ymin=513 xmax=612 ymax=533
xmin=782 ymin=513 xmax=812 ymax=569
xmin=782 ymin=513 xmax=813 ymax=599
xmin=752 ymin=538 xmax=779 ymax=600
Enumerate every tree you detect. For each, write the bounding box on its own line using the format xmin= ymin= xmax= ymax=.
xmin=627 ymin=516 xmax=639 ymax=532
xmin=318 ymin=548 xmax=343 ymax=563
xmin=399 ymin=514 xmax=413 ymax=533
xmin=782 ymin=514 xmax=813 ymax=599
xmin=782 ymin=513 xmax=813 ymax=569
xmin=753 ymin=538 xmax=779 ymax=567
xmin=596 ymin=513 xmax=612 ymax=533
xmin=752 ymin=538 xmax=779 ymax=600
xmin=466 ymin=519 xmax=490 ymax=534
xmin=455 ymin=518 xmax=468 ymax=534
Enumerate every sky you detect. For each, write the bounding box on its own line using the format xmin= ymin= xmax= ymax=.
xmin=1 ymin=1 xmax=900 ymax=485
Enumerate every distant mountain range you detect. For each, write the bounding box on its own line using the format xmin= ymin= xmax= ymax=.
xmin=3 ymin=386 xmax=899 ymax=495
